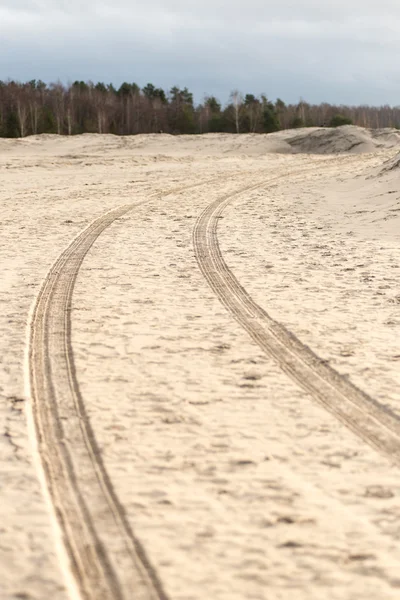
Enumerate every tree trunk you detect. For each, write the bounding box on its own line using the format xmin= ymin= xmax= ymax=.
xmin=16 ymin=100 xmax=27 ymax=137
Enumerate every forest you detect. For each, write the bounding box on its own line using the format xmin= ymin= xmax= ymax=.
xmin=1 ymin=79 xmax=400 ymax=138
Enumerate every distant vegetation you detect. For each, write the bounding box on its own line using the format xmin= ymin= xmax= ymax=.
xmin=329 ymin=114 xmax=354 ymax=128
xmin=1 ymin=79 xmax=399 ymax=138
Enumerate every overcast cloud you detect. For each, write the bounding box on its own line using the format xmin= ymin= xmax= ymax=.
xmin=1 ymin=0 xmax=400 ymax=105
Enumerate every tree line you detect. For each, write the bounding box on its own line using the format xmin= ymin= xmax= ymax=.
xmin=1 ymin=79 xmax=400 ymax=138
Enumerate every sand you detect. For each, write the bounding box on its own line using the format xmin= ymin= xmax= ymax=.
xmin=1 ymin=129 xmax=400 ymax=600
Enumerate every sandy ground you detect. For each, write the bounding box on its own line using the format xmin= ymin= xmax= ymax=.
xmin=1 ymin=129 xmax=400 ymax=599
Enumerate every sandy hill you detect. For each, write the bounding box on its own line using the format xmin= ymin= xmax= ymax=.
xmin=1 ymin=126 xmax=400 ymax=157
xmin=275 ymin=125 xmax=400 ymax=154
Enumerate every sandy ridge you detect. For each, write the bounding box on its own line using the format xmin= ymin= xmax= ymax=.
xmin=193 ymin=168 xmax=400 ymax=466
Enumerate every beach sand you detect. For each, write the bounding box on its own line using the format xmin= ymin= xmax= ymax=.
xmin=1 ymin=129 xmax=400 ymax=599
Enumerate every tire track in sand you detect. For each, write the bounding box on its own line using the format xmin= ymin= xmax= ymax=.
xmin=193 ymin=175 xmax=400 ymax=467
xmin=27 ymin=176 xmax=230 ymax=600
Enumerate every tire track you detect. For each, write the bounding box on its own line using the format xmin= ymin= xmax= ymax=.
xmin=27 ymin=176 xmax=231 ymax=600
xmin=193 ymin=173 xmax=400 ymax=466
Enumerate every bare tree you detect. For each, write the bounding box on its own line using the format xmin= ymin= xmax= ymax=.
xmin=244 ymin=94 xmax=263 ymax=132
xmin=10 ymin=82 xmax=30 ymax=137
xmin=50 ymin=83 xmax=66 ymax=134
xmin=230 ymin=89 xmax=243 ymax=133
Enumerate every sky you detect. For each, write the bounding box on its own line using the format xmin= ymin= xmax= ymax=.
xmin=1 ymin=0 xmax=400 ymax=106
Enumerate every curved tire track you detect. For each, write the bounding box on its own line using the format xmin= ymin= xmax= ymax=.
xmin=29 ymin=203 xmax=168 ymax=600
xmin=28 ymin=178 xmax=226 ymax=600
xmin=193 ymin=177 xmax=400 ymax=466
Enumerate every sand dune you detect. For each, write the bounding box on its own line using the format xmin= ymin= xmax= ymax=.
xmin=379 ymin=151 xmax=400 ymax=174
xmin=2 ymin=125 xmax=400 ymax=159
xmin=1 ymin=132 xmax=400 ymax=600
xmin=276 ymin=125 xmax=400 ymax=154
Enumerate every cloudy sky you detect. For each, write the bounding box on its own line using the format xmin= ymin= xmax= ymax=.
xmin=1 ymin=0 xmax=400 ymax=106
